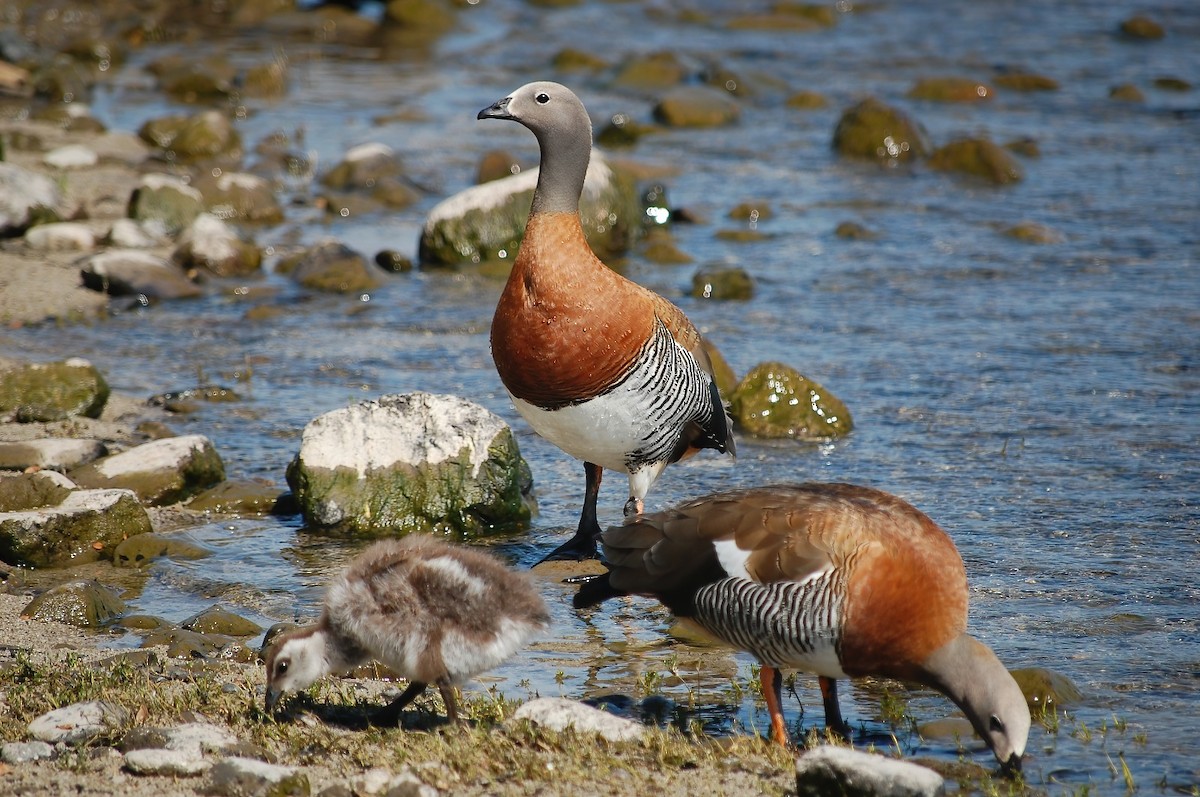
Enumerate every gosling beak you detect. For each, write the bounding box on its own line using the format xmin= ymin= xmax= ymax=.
xmin=1000 ymin=752 xmax=1023 ymax=777
xmin=477 ymin=96 xmax=513 ymax=121
xmin=264 ymin=687 xmax=282 ymax=714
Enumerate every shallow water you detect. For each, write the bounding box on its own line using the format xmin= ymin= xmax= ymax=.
xmin=5 ymin=0 xmax=1199 ymax=792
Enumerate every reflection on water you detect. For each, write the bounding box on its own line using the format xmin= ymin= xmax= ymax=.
xmin=4 ymin=0 xmax=1198 ymax=791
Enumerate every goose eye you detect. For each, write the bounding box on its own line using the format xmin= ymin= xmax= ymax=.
xmin=989 ymin=714 xmax=1004 ymax=733
xmin=535 ymin=92 xmax=550 ymax=104
xmin=276 ymin=660 xmax=289 ymax=677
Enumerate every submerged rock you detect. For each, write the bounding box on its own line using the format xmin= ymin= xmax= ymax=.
xmin=612 ymin=51 xmax=688 ymax=91
xmin=928 ymin=139 xmax=1023 ymax=184
xmin=832 ymin=98 xmax=929 ymax=164
xmin=1011 ymin=667 xmax=1083 ymax=711
xmin=652 ymin=85 xmax=741 ymax=127
xmin=80 ymin=249 xmax=204 ymax=301
xmin=275 ymin=240 xmax=381 ymax=294
xmin=69 ymin=434 xmax=226 ymax=507
xmin=418 ymin=151 xmax=643 ymax=269
xmin=691 ymin=267 xmax=755 ymax=300
xmin=21 ymin=579 xmax=126 ymax=627
xmin=0 ymin=358 xmax=109 ymax=423
xmin=907 ymin=76 xmax=994 ymax=102
xmin=186 ymin=479 xmax=284 ymax=515
xmin=0 ymin=438 xmax=105 ymax=472
xmin=795 ymin=746 xmax=944 ymax=797
xmin=286 ymin=392 xmax=534 ymax=537
xmin=730 ymin=362 xmax=852 ymax=440
xmin=0 ymin=487 xmax=152 ymax=567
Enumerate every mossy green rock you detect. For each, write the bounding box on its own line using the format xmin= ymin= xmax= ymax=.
xmin=275 ymin=241 xmax=381 ymax=294
xmin=1011 ymin=667 xmax=1083 ymax=710
xmin=653 ymin=86 xmax=741 ymax=128
xmin=0 ymin=488 xmax=152 ymax=568
xmin=181 ymin=604 xmax=262 ymax=637
xmin=929 ymin=138 xmax=1023 ymax=184
xmin=692 ymin=267 xmax=755 ymax=300
xmin=21 ymin=580 xmax=125 ymax=627
xmin=286 ymin=392 xmax=534 ymax=538
xmin=113 ymin=532 xmax=211 ymax=568
xmin=907 ymin=76 xmax=994 ymax=102
xmin=170 ymin=110 xmax=242 ymax=162
xmin=0 ymin=471 xmax=73 ymax=512
xmin=128 ymin=174 xmax=205 ymax=235
xmin=418 ymin=153 xmax=643 ymax=268
xmin=731 ymin=362 xmax=853 ymax=440
xmin=832 ymin=98 xmax=929 ymax=163
xmin=0 ymin=359 xmax=109 ymax=423
xmin=186 ymin=479 xmax=283 ymax=515
xmin=69 ymin=435 xmax=225 ymax=507
xmin=613 ymin=52 xmax=688 ymax=91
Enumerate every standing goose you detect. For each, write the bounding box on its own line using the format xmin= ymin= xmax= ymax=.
xmin=264 ymin=535 xmax=549 ymax=725
xmin=573 ymin=483 xmax=1030 ymax=772
xmin=478 ymin=81 xmax=735 ymax=562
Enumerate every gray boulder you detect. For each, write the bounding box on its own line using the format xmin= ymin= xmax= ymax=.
xmin=128 ymin=173 xmax=205 ymax=235
xmin=418 ymin=151 xmax=642 ymax=268
xmin=0 ymin=487 xmax=152 ymax=567
xmin=69 ymin=434 xmax=225 ymax=506
xmin=795 ymin=747 xmax=945 ymax=797
xmin=79 ymin=249 xmax=204 ymax=300
xmin=173 ymin=213 xmax=262 ymax=278
xmin=286 ymin=392 xmax=534 ymax=537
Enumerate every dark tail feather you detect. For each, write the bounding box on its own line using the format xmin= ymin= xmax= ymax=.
xmin=571 ymin=573 xmax=623 ymax=609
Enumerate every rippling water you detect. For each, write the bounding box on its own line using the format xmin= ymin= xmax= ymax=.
xmin=4 ymin=0 xmax=1198 ymax=792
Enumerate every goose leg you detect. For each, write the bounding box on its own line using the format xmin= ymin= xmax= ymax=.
xmin=436 ymin=680 xmax=460 ymax=724
xmin=818 ymin=676 xmax=852 ymax=738
xmin=371 ymin=680 xmax=428 ymax=726
xmin=761 ymin=665 xmax=789 ymax=747
xmin=536 ymin=462 xmax=603 ymax=563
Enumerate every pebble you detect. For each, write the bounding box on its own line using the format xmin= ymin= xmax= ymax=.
xmin=43 ymin=144 xmax=99 ymax=169
xmin=24 ymin=221 xmax=97 ymax=252
xmin=206 ymin=756 xmax=308 ymax=797
xmin=28 ymin=700 xmax=127 ymax=745
xmin=1 ymin=740 xmax=54 ymax=763
xmin=511 ymin=697 xmax=645 ymax=742
xmin=107 ymin=218 xmax=165 ymax=248
xmin=123 ymin=747 xmax=211 ymax=776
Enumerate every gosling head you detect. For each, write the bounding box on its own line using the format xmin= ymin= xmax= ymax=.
xmin=263 ymin=627 xmax=330 ymax=714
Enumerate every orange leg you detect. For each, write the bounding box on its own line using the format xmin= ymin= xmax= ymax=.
xmin=760 ymin=665 xmax=789 ymax=746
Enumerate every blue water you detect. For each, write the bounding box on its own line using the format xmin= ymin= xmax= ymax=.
xmin=3 ymin=0 xmax=1198 ymax=791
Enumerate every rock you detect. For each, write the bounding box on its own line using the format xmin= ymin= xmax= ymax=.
xmin=795 ymin=746 xmax=945 ymax=797
xmin=140 ymin=627 xmax=240 ymax=660
xmin=729 ymin=3 xmax=837 ymax=30
xmin=43 ymin=144 xmax=99 ymax=169
xmin=173 ymin=213 xmax=262 ymax=278
xmin=181 ymin=605 xmax=263 ymax=636
xmin=0 ymin=162 xmax=66 ymax=236
xmin=24 ymin=222 xmax=97 ymax=252
xmin=691 ymin=267 xmax=754 ymax=300
xmin=79 ymin=249 xmax=204 ymax=301
xmin=194 ymin=172 xmax=284 ymax=224
xmin=169 ymin=110 xmax=243 ymax=162
xmin=155 ymin=57 xmax=236 ymax=102
xmin=286 ymin=392 xmax=534 ymax=537
xmin=275 ymin=240 xmax=381 ymax=294
xmin=512 ymin=698 xmax=645 ymax=742
xmin=28 ymin=700 xmax=128 ymax=745
xmin=595 ymin=113 xmax=660 ymax=149
xmin=1 ymin=740 xmax=54 ymax=763
xmin=1119 ymin=15 xmax=1164 ymax=40
xmin=1153 ymin=76 xmax=1191 ymax=92
xmin=640 ymin=230 xmax=692 ymax=265
xmin=206 ymin=756 xmax=309 ymax=797
xmin=0 ymin=487 xmax=152 ymax=567
xmin=832 ymin=98 xmax=929 ymax=164
xmin=0 ymin=470 xmax=75 ymax=512
xmin=786 ymin=90 xmax=829 ymax=109
xmin=1002 ymin=222 xmax=1064 ymax=244
xmin=1109 ymin=83 xmax=1145 ymax=102
xmin=69 ymin=435 xmax=226 ymax=506
xmin=320 ymin=143 xmax=419 ymax=210
xmin=0 ymin=358 xmax=109 ymax=423
xmin=728 ymin=201 xmax=772 ymax=222
xmin=551 ymin=47 xmax=608 ymax=73
xmin=122 ymin=722 xmax=239 ymax=757
xmin=241 ymin=60 xmax=289 ymax=97
xmin=0 ymin=438 xmax=106 ymax=472
xmin=128 ymin=174 xmax=205 ymax=235
xmin=113 ymin=531 xmax=212 ymax=568
xmin=374 ymin=250 xmax=414 ymax=274
xmin=383 ymin=770 xmax=438 ymax=797
xmin=22 ymin=579 xmax=125 ymax=626
xmin=476 ymin=150 xmax=521 ymax=184
xmin=907 ymin=76 xmax=993 ymax=102
xmin=993 ymin=72 xmax=1059 ymax=92
xmin=382 ymin=0 xmax=457 ymax=37
xmin=419 ymin=151 xmax=642 ymax=268
xmin=124 ymin=748 xmax=211 ymax=777
xmin=613 ymin=51 xmax=688 ymax=91
xmin=1011 ymin=667 xmax=1083 ymax=711
xmin=652 ymin=85 xmax=741 ymax=127
xmin=928 ymin=139 xmax=1023 ymax=184
xmin=730 ymin=362 xmax=853 ymax=440
xmin=835 ymin=221 xmax=877 ymax=240
xmin=186 ymin=479 xmax=284 ymax=515
xmin=106 ymin=219 xmax=167 ymax=249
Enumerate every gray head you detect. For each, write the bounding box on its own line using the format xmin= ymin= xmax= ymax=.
xmin=477 ymin=81 xmax=593 ymax=214
xmin=922 ymin=634 xmax=1031 ymax=773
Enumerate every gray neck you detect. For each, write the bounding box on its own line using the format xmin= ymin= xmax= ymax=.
xmin=530 ymin=116 xmax=592 ymax=215
xmin=921 ymin=633 xmax=1026 ymax=755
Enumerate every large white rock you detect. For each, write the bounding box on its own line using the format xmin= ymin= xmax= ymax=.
xmin=69 ymin=435 xmax=225 ymax=506
xmin=511 ymin=698 xmax=645 ymax=742
xmin=24 ymin=222 xmax=96 ymax=251
xmin=795 ymin=746 xmax=946 ymax=797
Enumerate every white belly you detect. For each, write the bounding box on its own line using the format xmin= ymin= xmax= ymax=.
xmin=510 ymin=389 xmax=661 ymax=475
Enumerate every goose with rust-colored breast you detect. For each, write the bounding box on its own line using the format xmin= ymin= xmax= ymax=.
xmin=477 ymin=81 xmax=735 ymax=563
xmin=264 ymin=535 xmax=549 ymax=725
xmin=573 ymin=482 xmax=1030 ymax=772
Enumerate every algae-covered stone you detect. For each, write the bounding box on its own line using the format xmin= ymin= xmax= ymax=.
xmin=1119 ymin=15 xmax=1164 ymax=40
xmin=418 ymin=152 xmax=643 ymax=269
xmin=832 ymin=98 xmax=929 ymax=164
xmin=613 ymin=51 xmax=688 ymax=91
xmin=1002 ymin=221 xmax=1064 ymax=244
xmin=731 ymin=362 xmax=852 ymax=440
xmin=181 ymin=604 xmax=262 ymax=637
xmin=653 ymin=86 xmax=741 ymax=128
xmin=193 ymin=172 xmax=284 ymax=224
xmin=692 ymin=267 xmax=754 ymax=300
xmin=128 ymin=174 xmax=205 ymax=235
xmin=928 ymin=138 xmax=1023 ymax=184
xmin=0 ymin=487 xmax=152 ymax=567
xmin=1011 ymin=667 xmax=1083 ymax=711
xmin=69 ymin=435 xmax=225 ymax=507
xmin=186 ymin=479 xmax=283 ymax=515
xmin=0 ymin=358 xmax=109 ymax=423
xmin=286 ymin=392 xmax=534 ymax=538
xmin=141 ymin=627 xmax=239 ymax=659
xmin=173 ymin=213 xmax=262 ymax=278
xmin=21 ymin=579 xmax=125 ymax=627
xmin=170 ymin=110 xmax=243 ymax=163
xmin=275 ymin=240 xmax=381 ymax=294
xmin=907 ymin=76 xmax=994 ymax=102
xmin=113 ymin=532 xmax=212 ymax=568
xmin=0 ymin=470 xmax=75 ymax=512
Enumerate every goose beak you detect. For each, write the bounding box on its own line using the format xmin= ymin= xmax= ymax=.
xmin=477 ymin=96 xmax=513 ymax=121
xmin=1000 ymin=753 xmax=1023 ymax=777
xmin=265 ymin=687 xmax=282 ymax=714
